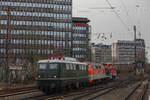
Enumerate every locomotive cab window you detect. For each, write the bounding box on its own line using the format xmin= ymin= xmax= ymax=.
xmin=99 ymin=66 xmax=101 ymax=69
xmin=84 ymin=65 xmax=87 ymax=70
xmin=48 ymin=63 xmax=58 ymax=69
xmin=70 ymin=64 xmax=73 ymax=70
xmin=73 ymin=64 xmax=76 ymax=70
xmin=96 ymin=66 xmax=99 ymax=69
xmin=101 ymin=65 xmax=105 ymax=69
xmin=76 ymin=64 xmax=79 ymax=70
xmin=82 ymin=65 xmax=84 ymax=70
xmin=38 ymin=63 xmax=47 ymax=69
xmin=66 ymin=64 xmax=70 ymax=70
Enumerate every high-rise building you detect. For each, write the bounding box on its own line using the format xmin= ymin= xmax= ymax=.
xmin=0 ymin=0 xmax=72 ymax=64
xmin=72 ymin=17 xmax=91 ymax=61
xmin=91 ymin=43 xmax=112 ymax=64
xmin=112 ymin=39 xmax=145 ymax=64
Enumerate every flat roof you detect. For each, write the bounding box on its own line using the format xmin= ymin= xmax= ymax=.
xmin=38 ymin=59 xmax=87 ymax=65
xmin=72 ymin=17 xmax=90 ymax=23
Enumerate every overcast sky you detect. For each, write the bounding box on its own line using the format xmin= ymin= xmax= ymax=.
xmin=73 ymin=0 xmax=150 ymax=61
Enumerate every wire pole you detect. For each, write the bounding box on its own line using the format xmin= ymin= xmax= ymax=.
xmin=134 ymin=25 xmax=137 ymax=73
xmin=5 ymin=6 xmax=11 ymax=82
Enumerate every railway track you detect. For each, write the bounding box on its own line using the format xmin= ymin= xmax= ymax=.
xmin=21 ymin=84 xmax=107 ymax=100
xmin=39 ymin=87 xmax=115 ymax=100
xmin=22 ymin=81 xmax=120 ymax=100
xmin=40 ymin=78 xmax=137 ymax=100
xmin=0 ymin=86 xmax=36 ymax=95
xmin=70 ymin=78 xmax=137 ymax=100
xmin=124 ymin=79 xmax=149 ymax=100
xmin=139 ymin=80 xmax=149 ymax=100
xmin=9 ymin=77 xmax=140 ymax=100
xmin=0 ymin=86 xmax=41 ymax=100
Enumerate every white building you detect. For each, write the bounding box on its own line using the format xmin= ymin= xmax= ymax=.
xmin=91 ymin=43 xmax=112 ymax=64
xmin=112 ymin=39 xmax=145 ymax=64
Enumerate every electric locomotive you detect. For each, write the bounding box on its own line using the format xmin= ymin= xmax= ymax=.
xmin=36 ymin=57 xmax=117 ymax=94
xmin=105 ymin=64 xmax=117 ymax=80
xmin=36 ymin=57 xmax=89 ymax=93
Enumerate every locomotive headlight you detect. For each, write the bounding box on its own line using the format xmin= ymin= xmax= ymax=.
xmin=36 ymin=75 xmax=40 ymax=80
xmin=53 ymin=75 xmax=56 ymax=78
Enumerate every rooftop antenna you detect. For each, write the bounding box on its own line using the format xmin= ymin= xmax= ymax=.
xmin=138 ymin=32 xmax=141 ymax=39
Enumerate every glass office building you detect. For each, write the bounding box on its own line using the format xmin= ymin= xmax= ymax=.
xmin=0 ymin=0 xmax=72 ymax=63
xmin=72 ymin=17 xmax=91 ymax=61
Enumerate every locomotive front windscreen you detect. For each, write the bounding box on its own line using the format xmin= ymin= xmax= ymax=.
xmin=49 ymin=64 xmax=58 ymax=70
xmin=38 ymin=63 xmax=59 ymax=78
xmin=38 ymin=63 xmax=58 ymax=70
xmin=39 ymin=63 xmax=47 ymax=70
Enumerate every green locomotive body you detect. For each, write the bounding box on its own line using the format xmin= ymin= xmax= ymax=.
xmin=36 ymin=57 xmax=88 ymax=93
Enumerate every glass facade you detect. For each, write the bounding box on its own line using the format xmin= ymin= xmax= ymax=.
xmin=72 ymin=17 xmax=90 ymax=61
xmin=112 ymin=39 xmax=145 ymax=64
xmin=0 ymin=0 xmax=72 ymax=60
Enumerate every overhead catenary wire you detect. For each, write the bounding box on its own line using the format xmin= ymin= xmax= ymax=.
xmin=105 ymin=0 xmax=131 ymax=32
xmin=120 ymin=0 xmax=134 ymax=26
xmin=119 ymin=0 xmax=143 ymax=39
xmin=119 ymin=0 xmax=135 ymax=38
